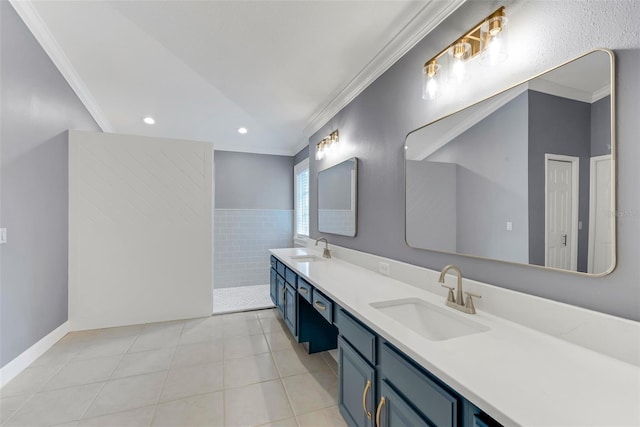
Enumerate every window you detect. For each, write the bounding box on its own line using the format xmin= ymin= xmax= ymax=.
xmin=294 ymin=158 xmax=310 ymax=241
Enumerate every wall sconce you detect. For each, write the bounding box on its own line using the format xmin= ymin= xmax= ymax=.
xmin=315 ymin=130 xmax=339 ymax=160
xmin=422 ymin=6 xmax=508 ymax=100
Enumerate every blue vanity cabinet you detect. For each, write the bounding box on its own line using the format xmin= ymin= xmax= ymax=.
xmin=380 ymin=343 xmax=460 ymax=427
xmin=275 ymin=273 xmax=286 ymax=314
xmin=377 ymin=380 xmax=431 ymax=427
xmin=339 ymin=336 xmax=376 ymax=427
xmin=271 ymin=256 xmax=338 ymax=353
xmin=283 ymin=283 xmax=297 ymax=336
xmin=269 ymin=268 xmax=277 ymax=305
xmin=334 ymin=308 xmax=501 ymax=427
xmin=336 ymin=310 xmax=378 ymax=427
xmin=297 ymin=277 xmax=313 ymax=303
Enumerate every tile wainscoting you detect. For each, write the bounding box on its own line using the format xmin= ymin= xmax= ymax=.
xmin=214 ymin=209 xmax=293 ymax=289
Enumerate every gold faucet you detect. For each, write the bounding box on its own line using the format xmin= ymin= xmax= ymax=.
xmin=438 ymin=265 xmax=481 ymax=314
xmin=315 ymin=237 xmax=331 ymax=259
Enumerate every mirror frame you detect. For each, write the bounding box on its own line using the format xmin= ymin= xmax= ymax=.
xmin=404 ymin=49 xmax=616 ymax=276
xmin=318 ymin=157 xmax=358 ymax=237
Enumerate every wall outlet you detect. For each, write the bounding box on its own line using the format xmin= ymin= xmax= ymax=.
xmin=379 ymin=262 xmax=390 ymax=276
xmin=0 ymin=228 xmax=6 ymax=244
xmin=506 ymin=221 xmax=513 ymax=231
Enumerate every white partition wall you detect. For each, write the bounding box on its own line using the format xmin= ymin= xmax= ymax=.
xmin=69 ymin=131 xmax=213 ymax=331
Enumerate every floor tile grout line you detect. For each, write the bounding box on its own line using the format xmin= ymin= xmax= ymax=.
xmin=0 ymin=392 xmax=35 ymax=426
xmin=75 ymin=341 xmax=134 ymax=422
xmin=149 ymin=321 xmax=185 ymax=427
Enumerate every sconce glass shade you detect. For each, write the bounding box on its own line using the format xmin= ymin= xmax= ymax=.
xmin=480 ymin=15 xmax=509 ymax=65
xmin=422 ymin=61 xmax=442 ymax=100
xmin=315 ymin=142 xmax=325 ymax=160
xmin=448 ymin=39 xmax=471 ymax=84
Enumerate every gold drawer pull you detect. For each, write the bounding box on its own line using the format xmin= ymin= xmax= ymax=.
xmin=299 ymin=288 xmax=309 ymax=294
xmin=375 ymin=396 xmax=386 ymax=427
xmin=362 ymin=380 xmax=372 ymax=419
xmin=314 ymin=301 xmax=327 ymax=311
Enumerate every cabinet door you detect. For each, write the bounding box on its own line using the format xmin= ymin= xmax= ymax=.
xmin=284 ymin=284 xmax=297 ymax=336
xmin=377 ymin=380 xmax=431 ymax=427
xmin=338 ymin=337 xmax=375 ymax=427
xmin=276 ymin=274 xmax=286 ymax=314
xmin=269 ymin=268 xmax=277 ymax=305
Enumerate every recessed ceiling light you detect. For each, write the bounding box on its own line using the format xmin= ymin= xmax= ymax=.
xmin=237 ymin=127 xmax=248 ymax=134
xmin=143 ymin=116 xmax=155 ymax=125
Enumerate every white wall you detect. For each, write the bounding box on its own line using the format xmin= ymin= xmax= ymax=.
xmin=69 ymin=131 xmax=213 ymax=331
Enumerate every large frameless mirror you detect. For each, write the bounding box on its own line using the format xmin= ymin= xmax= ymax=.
xmin=405 ymin=49 xmax=615 ymax=275
xmin=318 ymin=157 xmax=358 ymax=237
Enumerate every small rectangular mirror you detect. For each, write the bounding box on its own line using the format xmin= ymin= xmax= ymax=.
xmin=405 ymin=50 xmax=615 ymax=276
xmin=318 ymin=157 xmax=358 ymax=237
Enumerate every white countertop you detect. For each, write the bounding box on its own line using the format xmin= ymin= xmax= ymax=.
xmin=271 ymin=247 xmax=640 ymax=427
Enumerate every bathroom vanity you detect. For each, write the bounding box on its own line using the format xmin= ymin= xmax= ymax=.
xmin=269 ymin=248 xmax=640 ymax=427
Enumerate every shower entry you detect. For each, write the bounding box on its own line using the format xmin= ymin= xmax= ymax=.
xmin=212 ymin=209 xmax=293 ymax=314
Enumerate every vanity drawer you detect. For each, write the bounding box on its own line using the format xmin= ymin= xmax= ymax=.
xmin=276 ymin=260 xmax=285 ymax=276
xmin=336 ymin=308 xmax=376 ymax=365
xmin=312 ymin=289 xmax=333 ymax=323
xmin=270 ymin=256 xmax=277 ymax=269
xmin=381 ymin=343 xmax=459 ymax=427
xmin=297 ymin=277 xmax=312 ymax=303
xmin=285 ymin=267 xmax=297 ymax=288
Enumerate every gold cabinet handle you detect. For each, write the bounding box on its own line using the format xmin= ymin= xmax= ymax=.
xmin=375 ymin=396 xmax=386 ymax=427
xmin=362 ymin=380 xmax=372 ymax=419
xmin=299 ymin=288 xmax=308 ymax=294
xmin=314 ymin=301 xmax=327 ymax=311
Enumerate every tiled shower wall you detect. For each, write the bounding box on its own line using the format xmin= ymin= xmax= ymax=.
xmin=214 ymin=209 xmax=293 ymax=289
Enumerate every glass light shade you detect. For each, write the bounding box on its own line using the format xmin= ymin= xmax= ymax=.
xmin=480 ymin=16 xmax=509 ymax=65
xmin=422 ymin=62 xmax=441 ymax=100
xmin=448 ymin=40 xmax=471 ymax=84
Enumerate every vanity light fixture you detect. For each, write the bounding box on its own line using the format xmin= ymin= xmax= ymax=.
xmin=422 ymin=6 xmax=508 ymax=100
xmin=315 ymin=130 xmax=339 ymax=160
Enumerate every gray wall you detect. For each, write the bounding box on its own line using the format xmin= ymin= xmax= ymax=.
xmin=318 ymin=160 xmax=353 ymax=210
xmin=591 ymin=96 xmax=612 ymax=157
xmin=406 ymin=161 xmax=456 ymax=252
xmin=528 ymin=91 xmax=592 ymax=271
xmin=309 ymin=1 xmax=640 ymax=321
xmin=294 ymin=145 xmax=309 ymax=165
xmin=214 ymin=151 xmax=293 ymax=209
xmin=1 ymin=2 xmax=100 ymax=367
xmin=428 ymin=91 xmax=529 ymax=264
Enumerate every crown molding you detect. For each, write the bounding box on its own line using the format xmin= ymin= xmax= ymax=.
xmin=9 ymin=0 xmax=113 ymax=132
xmin=213 ymin=143 xmax=297 ymax=157
xmin=302 ymin=0 xmax=467 ymax=139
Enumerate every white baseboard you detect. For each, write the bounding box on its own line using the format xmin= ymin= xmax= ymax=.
xmin=0 ymin=321 xmax=70 ymax=389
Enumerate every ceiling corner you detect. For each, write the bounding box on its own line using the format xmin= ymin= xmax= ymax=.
xmin=9 ymin=0 xmax=113 ymax=132
xmin=302 ymin=0 xmax=467 ymax=138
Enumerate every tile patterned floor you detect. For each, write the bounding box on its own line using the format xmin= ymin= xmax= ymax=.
xmin=0 ymin=309 xmax=345 ymax=427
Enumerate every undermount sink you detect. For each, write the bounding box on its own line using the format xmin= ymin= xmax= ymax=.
xmin=291 ymin=254 xmax=323 ymax=262
xmin=370 ymin=298 xmax=490 ymax=341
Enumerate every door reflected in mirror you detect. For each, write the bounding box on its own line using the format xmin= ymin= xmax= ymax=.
xmin=405 ymin=50 xmax=615 ymax=275
xmin=318 ymin=157 xmax=358 ymax=237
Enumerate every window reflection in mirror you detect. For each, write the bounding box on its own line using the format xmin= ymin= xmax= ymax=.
xmin=318 ymin=157 xmax=358 ymax=237
xmin=405 ymin=50 xmax=614 ymax=275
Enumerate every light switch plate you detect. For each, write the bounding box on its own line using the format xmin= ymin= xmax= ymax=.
xmin=0 ymin=228 xmax=6 ymax=244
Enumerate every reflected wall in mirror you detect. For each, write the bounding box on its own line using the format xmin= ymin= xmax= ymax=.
xmin=318 ymin=157 xmax=358 ymax=237
xmin=405 ymin=50 xmax=615 ymax=275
